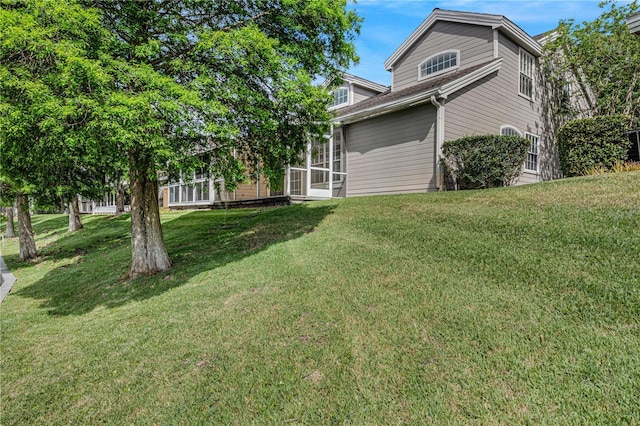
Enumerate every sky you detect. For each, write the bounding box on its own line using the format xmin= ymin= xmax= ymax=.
xmin=345 ymin=0 xmax=620 ymax=85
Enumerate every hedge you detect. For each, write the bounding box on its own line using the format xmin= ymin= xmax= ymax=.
xmin=556 ymin=115 xmax=631 ymax=177
xmin=441 ymin=134 xmax=530 ymax=190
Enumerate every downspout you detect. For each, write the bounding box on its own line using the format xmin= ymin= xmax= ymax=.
xmin=430 ymin=95 xmax=446 ymax=191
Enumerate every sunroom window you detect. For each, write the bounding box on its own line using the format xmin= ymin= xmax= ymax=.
xmin=419 ymin=50 xmax=459 ymax=79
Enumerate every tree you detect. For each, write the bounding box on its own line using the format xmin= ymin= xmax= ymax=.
xmin=0 ymin=180 xmax=16 ymax=238
xmin=16 ymin=191 xmax=37 ymax=261
xmin=542 ymin=1 xmax=640 ymax=127
xmin=0 ymin=1 xmax=125 ymax=241
xmin=90 ymin=0 xmax=360 ymax=278
xmin=4 ymin=205 xmax=16 ymax=238
xmin=2 ymin=0 xmax=359 ymax=276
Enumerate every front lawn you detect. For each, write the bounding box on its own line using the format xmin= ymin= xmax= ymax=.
xmin=2 ymin=172 xmax=639 ymax=424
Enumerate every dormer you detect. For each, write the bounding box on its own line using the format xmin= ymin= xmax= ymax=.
xmin=384 ymin=9 xmax=542 ymax=92
xmin=327 ymin=73 xmax=388 ymax=111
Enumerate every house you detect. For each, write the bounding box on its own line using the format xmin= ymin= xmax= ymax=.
xmin=162 ymin=8 xmax=563 ymax=207
xmin=628 ymin=12 xmax=640 ymax=35
xmin=162 ymin=73 xmax=387 ymax=208
xmin=332 ymin=8 xmax=562 ymax=196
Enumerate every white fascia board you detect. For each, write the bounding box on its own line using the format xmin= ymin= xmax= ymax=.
xmin=500 ymin=20 xmax=542 ymax=56
xmin=384 ymin=11 xmax=440 ymax=70
xmin=536 ymin=30 xmax=559 ymax=46
xmin=334 ymin=89 xmax=439 ymax=125
xmin=322 ymin=73 xmax=388 ymax=92
xmin=439 ymin=58 xmax=503 ymax=96
xmin=335 ymin=59 xmax=503 ymax=125
xmin=384 ymin=9 xmax=542 ymax=70
xmin=350 ymin=78 xmax=390 ymax=93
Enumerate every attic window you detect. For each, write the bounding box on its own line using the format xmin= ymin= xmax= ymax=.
xmin=330 ymin=87 xmax=349 ymax=108
xmin=419 ymin=50 xmax=459 ymax=80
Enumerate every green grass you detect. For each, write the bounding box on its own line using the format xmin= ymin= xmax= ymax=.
xmin=2 ymin=172 xmax=639 ymax=424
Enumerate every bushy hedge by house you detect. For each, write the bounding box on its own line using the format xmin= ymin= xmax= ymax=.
xmin=441 ymin=135 xmax=530 ymax=190
xmin=557 ymin=115 xmax=631 ymax=177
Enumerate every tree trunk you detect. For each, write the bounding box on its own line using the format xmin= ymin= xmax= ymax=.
xmin=128 ymin=151 xmax=171 ymax=278
xmin=17 ymin=193 xmax=37 ymax=261
xmin=68 ymin=197 xmax=83 ymax=232
xmin=5 ymin=204 xmax=16 ymax=238
xmin=116 ymin=181 xmax=125 ymax=214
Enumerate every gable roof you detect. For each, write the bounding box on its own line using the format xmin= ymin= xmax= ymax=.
xmin=384 ymin=8 xmax=542 ymax=71
xmin=323 ymin=73 xmax=389 ymax=93
xmin=335 ymin=59 xmax=502 ymax=125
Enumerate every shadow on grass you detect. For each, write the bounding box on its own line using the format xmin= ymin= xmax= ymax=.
xmin=14 ymin=204 xmax=334 ymax=316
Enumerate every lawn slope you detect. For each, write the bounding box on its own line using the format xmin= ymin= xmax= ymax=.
xmin=1 ymin=172 xmax=639 ymax=424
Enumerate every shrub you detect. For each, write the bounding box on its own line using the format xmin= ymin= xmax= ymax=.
xmin=585 ymin=161 xmax=640 ymax=175
xmin=556 ymin=115 xmax=631 ymax=177
xmin=441 ymin=135 xmax=530 ymax=190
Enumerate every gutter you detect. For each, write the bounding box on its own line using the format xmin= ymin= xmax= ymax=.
xmin=430 ymin=95 xmax=446 ymax=191
xmin=336 ymin=59 xmax=502 ymax=126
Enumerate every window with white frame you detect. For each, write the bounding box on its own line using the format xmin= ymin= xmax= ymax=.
xmin=419 ymin=50 xmax=459 ymax=79
xmin=500 ymin=125 xmax=522 ymax=137
xmin=330 ymin=87 xmax=349 ymax=107
xmin=519 ymin=49 xmax=535 ymax=99
xmin=169 ymin=186 xmax=180 ymax=203
xmin=524 ymin=133 xmax=539 ymax=172
xmin=333 ymin=128 xmax=342 ymax=182
xmin=195 ymin=182 xmax=209 ymax=201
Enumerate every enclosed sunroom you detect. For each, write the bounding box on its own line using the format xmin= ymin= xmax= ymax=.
xmin=162 ymin=128 xmax=346 ymax=209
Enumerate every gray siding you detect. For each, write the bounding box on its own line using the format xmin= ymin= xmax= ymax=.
xmin=346 ymin=105 xmax=437 ymax=196
xmin=353 ymin=85 xmax=380 ymax=104
xmin=444 ymin=32 xmax=553 ymax=184
xmin=628 ymin=13 xmax=640 ymax=35
xmin=393 ymin=21 xmax=493 ymax=92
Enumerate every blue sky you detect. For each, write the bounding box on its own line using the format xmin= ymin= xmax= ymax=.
xmin=346 ymin=0 xmax=617 ymax=85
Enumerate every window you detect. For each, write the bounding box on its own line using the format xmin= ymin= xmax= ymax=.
xmin=182 ymin=184 xmax=195 ymax=202
xmin=500 ymin=125 xmax=522 ymax=137
xmin=419 ymin=50 xmax=459 ymax=79
xmin=330 ymin=87 xmax=349 ymax=107
xmin=519 ymin=49 xmax=535 ymax=99
xmin=524 ymin=133 xmax=539 ymax=173
xmin=195 ymin=182 xmax=209 ymax=202
xmin=169 ymin=186 xmax=180 ymax=203
xmin=560 ymin=82 xmax=572 ymax=113
xmin=333 ymin=129 xmax=342 ymax=181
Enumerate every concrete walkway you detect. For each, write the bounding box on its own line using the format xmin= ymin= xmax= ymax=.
xmin=0 ymin=254 xmax=17 ymax=303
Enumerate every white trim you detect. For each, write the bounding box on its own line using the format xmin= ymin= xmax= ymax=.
xmin=384 ymin=9 xmax=541 ymax=70
xmin=328 ymin=87 xmax=349 ymax=110
xmin=500 ymin=125 xmax=522 ymax=136
xmin=493 ymin=29 xmax=499 ymax=58
xmin=322 ymin=73 xmax=388 ymax=93
xmin=336 ymin=59 xmax=503 ymax=125
xmin=518 ymin=48 xmax=535 ymax=100
xmin=430 ymin=96 xmax=446 ymax=191
xmin=390 ymin=66 xmax=395 ymax=91
xmin=439 ymin=58 xmax=502 ymax=96
xmin=328 ymin=123 xmax=333 ymax=194
xmin=418 ymin=50 xmax=460 ymax=81
xmin=523 ymin=132 xmax=540 ymax=174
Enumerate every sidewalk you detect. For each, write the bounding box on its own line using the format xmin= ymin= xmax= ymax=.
xmin=0 ymin=254 xmax=17 ymax=303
